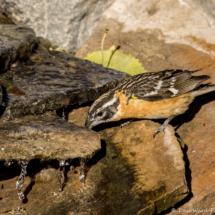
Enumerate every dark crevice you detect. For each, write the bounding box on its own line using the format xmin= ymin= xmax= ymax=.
xmin=56 ymin=101 xmax=93 ymax=121
xmin=0 ymin=85 xmax=8 ymax=117
xmin=85 ymin=140 xmax=106 ymax=176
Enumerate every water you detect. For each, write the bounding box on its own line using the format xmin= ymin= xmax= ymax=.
xmin=79 ymin=158 xmax=86 ymax=185
xmin=16 ymin=160 xmax=29 ymax=201
xmin=4 ymin=161 xmax=14 ymax=167
xmin=58 ymin=160 xmax=65 ymax=192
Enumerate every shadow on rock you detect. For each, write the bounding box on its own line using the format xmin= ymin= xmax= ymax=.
xmin=0 ymin=85 xmax=8 ymax=117
xmin=172 ymin=91 xmax=215 ymax=130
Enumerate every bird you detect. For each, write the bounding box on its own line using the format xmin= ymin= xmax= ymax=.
xmin=85 ymin=69 xmax=215 ymax=137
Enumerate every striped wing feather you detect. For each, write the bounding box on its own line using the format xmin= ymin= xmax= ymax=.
xmin=117 ymin=70 xmax=210 ymax=101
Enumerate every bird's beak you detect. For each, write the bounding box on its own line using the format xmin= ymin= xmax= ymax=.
xmin=85 ymin=117 xmax=93 ymax=129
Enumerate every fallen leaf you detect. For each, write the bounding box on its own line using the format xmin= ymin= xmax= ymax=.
xmin=84 ymin=46 xmax=147 ymax=76
xmin=11 ymin=87 xmax=25 ymax=95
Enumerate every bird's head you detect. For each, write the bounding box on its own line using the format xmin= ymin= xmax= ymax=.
xmin=85 ymin=90 xmax=120 ymax=129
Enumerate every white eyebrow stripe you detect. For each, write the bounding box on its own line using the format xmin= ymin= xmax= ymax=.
xmin=89 ymin=91 xmax=111 ymax=111
xmin=102 ymin=94 xmax=118 ymax=108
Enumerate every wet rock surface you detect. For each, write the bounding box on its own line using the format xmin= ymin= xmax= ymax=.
xmin=0 ymin=25 xmax=36 ymax=73
xmin=0 ymin=114 xmax=101 ymax=161
xmin=0 ymin=120 xmax=188 ymax=214
xmin=0 ymin=45 xmax=128 ymax=120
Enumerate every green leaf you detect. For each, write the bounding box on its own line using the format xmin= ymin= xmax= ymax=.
xmin=84 ymin=46 xmax=147 ymax=76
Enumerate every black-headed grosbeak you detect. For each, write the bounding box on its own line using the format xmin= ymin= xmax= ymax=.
xmin=85 ymin=69 xmax=215 ymax=137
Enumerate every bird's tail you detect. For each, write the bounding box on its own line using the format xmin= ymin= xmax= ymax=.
xmin=192 ymin=84 xmax=215 ymax=97
xmin=191 ymin=69 xmax=202 ymax=73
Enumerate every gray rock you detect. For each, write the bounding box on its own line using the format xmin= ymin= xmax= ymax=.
xmin=0 ymin=0 xmax=114 ymax=52
xmin=0 ymin=25 xmax=36 ymax=73
xmin=0 ymin=114 xmax=101 ymax=161
xmin=0 ymin=45 xmax=128 ymax=120
xmin=193 ymin=0 xmax=215 ymax=21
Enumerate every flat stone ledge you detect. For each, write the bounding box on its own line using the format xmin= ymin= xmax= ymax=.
xmin=0 ymin=114 xmax=101 ymax=161
xmin=0 ymin=45 xmax=129 ymax=120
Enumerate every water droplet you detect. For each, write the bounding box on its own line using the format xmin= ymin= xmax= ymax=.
xmin=58 ymin=160 xmax=65 ymax=192
xmin=65 ymin=160 xmax=71 ymax=166
xmin=17 ymin=203 xmax=21 ymax=211
xmin=4 ymin=161 xmax=14 ymax=167
xmin=16 ymin=160 xmax=29 ymax=201
xmin=79 ymin=158 xmax=86 ymax=186
xmin=59 ymin=160 xmax=65 ymax=167
xmin=1 ymin=147 xmax=4 ymax=150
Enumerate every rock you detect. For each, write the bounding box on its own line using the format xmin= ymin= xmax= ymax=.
xmin=0 ymin=25 xmax=36 ymax=73
xmin=76 ymin=0 xmax=215 ymax=70
xmin=0 ymin=13 xmax=15 ymax=24
xmin=168 ymin=68 xmax=215 ymax=214
xmin=75 ymin=0 xmax=215 ymax=213
xmin=0 ymin=0 xmax=114 ymax=51
xmin=0 ymin=120 xmax=188 ymax=214
xmin=98 ymin=121 xmax=188 ymax=215
xmin=0 ymin=44 xmax=129 ymax=120
xmin=68 ymin=106 xmax=89 ymax=127
xmin=36 ymin=36 xmax=53 ymax=51
xmin=0 ymin=114 xmax=101 ymax=161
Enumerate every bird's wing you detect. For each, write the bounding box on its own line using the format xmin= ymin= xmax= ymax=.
xmin=118 ymin=70 xmax=210 ymax=101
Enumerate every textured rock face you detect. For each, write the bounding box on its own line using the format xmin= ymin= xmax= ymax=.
xmin=0 ymin=44 xmax=128 ymax=120
xmin=0 ymin=0 xmax=114 ymax=51
xmin=76 ymin=0 xmax=215 ymax=213
xmin=98 ymin=121 xmax=188 ymax=215
xmin=0 ymin=114 xmax=101 ymax=161
xmin=68 ymin=106 xmax=90 ymax=127
xmin=0 ymin=13 xmax=15 ymax=24
xmin=168 ymin=69 xmax=215 ymax=214
xmin=0 ymin=25 xmax=36 ymax=73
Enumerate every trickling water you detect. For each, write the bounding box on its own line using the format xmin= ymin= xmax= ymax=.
xmin=58 ymin=160 xmax=65 ymax=192
xmin=79 ymin=158 xmax=86 ymax=185
xmin=4 ymin=161 xmax=14 ymax=167
xmin=65 ymin=161 xmax=70 ymax=166
xmin=16 ymin=160 xmax=29 ymax=201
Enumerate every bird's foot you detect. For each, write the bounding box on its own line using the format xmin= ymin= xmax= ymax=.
xmin=153 ymin=123 xmax=168 ymax=138
xmin=153 ymin=115 xmax=175 ymax=138
xmin=120 ymin=119 xmax=134 ymax=130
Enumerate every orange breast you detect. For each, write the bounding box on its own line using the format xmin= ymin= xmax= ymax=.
xmin=116 ymin=91 xmax=195 ymax=120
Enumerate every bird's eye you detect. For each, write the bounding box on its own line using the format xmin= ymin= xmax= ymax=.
xmin=97 ymin=111 xmax=103 ymax=117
